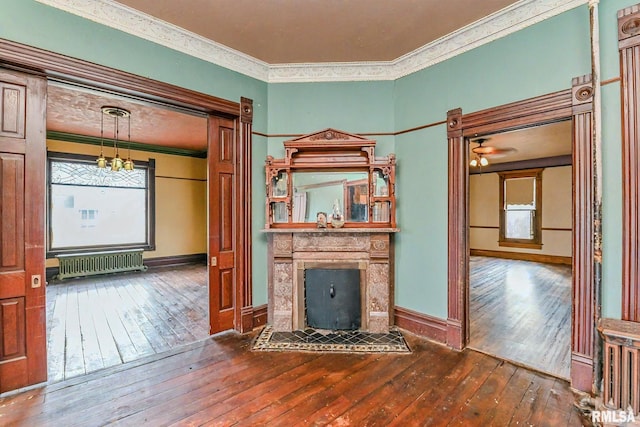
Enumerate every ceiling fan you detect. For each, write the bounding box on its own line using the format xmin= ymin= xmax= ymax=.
xmin=469 ymin=138 xmax=516 ymax=167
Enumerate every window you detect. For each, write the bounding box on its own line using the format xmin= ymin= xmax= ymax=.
xmin=47 ymin=152 xmax=155 ymax=255
xmin=498 ymin=169 xmax=542 ymax=249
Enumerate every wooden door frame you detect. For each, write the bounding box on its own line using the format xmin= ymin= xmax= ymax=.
xmin=447 ymin=76 xmax=597 ymax=393
xmin=0 ymin=39 xmax=254 ymax=334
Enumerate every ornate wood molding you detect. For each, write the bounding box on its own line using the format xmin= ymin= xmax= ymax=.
xmin=571 ymin=74 xmax=596 ymax=392
xmin=446 ymin=108 xmax=466 ymax=350
xmin=0 ymin=39 xmax=239 ymax=116
xmin=619 ymin=4 xmax=640 ymax=322
xmin=447 ymin=83 xmax=597 ymax=392
xmin=238 ymin=97 xmax=254 ymax=333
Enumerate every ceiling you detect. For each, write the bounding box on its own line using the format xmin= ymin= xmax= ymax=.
xmin=44 ymin=0 xmax=572 ymax=158
xmin=47 ymin=84 xmax=208 ymax=151
xmin=114 ymin=0 xmax=519 ymax=64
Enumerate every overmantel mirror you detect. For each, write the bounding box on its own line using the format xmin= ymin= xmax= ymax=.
xmin=265 ymin=128 xmax=396 ymax=229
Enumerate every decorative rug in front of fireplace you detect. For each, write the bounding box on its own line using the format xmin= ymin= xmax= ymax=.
xmin=252 ymin=326 xmax=411 ymax=353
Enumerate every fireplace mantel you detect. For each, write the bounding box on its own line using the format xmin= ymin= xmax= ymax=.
xmin=265 ymin=229 xmax=397 ymax=333
xmin=263 ymin=228 xmax=400 ymax=234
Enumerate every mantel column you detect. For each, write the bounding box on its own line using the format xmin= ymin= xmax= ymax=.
xmin=269 ymin=233 xmax=294 ymax=331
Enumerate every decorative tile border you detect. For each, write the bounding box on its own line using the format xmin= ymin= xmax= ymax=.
xmin=252 ymin=325 xmax=411 ymax=353
xmin=36 ymin=0 xmax=588 ymax=83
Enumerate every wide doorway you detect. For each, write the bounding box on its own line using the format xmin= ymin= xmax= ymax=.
xmin=467 ymin=121 xmax=573 ymax=379
xmin=45 ymin=83 xmax=211 ymax=382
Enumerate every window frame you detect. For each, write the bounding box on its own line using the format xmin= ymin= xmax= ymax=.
xmin=46 ymin=151 xmax=156 ymax=256
xmin=498 ymin=168 xmax=543 ymax=249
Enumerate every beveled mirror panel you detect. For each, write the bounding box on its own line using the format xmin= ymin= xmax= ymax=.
xmin=292 ymin=171 xmax=368 ymax=223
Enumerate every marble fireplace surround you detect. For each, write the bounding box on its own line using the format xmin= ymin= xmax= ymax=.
xmin=264 ymin=229 xmax=398 ymax=333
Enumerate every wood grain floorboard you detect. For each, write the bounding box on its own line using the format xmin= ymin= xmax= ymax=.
xmin=0 ymin=330 xmax=584 ymax=426
xmin=45 ymin=264 xmax=209 ymax=382
xmin=469 ymin=256 xmax=571 ymax=379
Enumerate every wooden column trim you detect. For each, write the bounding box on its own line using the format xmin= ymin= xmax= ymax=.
xmin=619 ymin=4 xmax=640 ymax=322
xmin=571 ymin=74 xmax=595 ymax=392
xmin=238 ymin=97 xmax=254 ymax=333
xmin=447 ymin=108 xmax=466 ymax=350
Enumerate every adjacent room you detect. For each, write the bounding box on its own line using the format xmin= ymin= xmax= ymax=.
xmin=44 ymin=83 xmax=210 ymax=381
xmin=468 ymin=121 xmax=573 ymax=379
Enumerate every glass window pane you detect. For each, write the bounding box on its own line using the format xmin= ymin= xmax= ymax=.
xmin=50 ymin=184 xmax=147 ymax=248
xmin=505 ymin=210 xmax=533 ymax=239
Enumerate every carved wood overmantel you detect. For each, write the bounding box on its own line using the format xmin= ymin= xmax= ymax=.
xmin=263 ymin=129 xmax=398 ymax=334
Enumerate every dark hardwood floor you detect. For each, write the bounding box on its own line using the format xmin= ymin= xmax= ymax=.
xmin=1 ymin=328 xmax=584 ymax=426
xmin=46 ymin=264 xmax=209 ymax=382
xmin=469 ymin=256 xmax=571 ymax=379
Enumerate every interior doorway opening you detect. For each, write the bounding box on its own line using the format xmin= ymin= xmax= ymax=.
xmin=466 ymin=122 xmax=573 ymax=379
xmin=44 ymin=83 xmax=213 ymax=382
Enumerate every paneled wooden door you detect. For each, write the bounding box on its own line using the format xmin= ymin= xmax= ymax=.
xmin=208 ymin=116 xmax=237 ymax=333
xmin=0 ymin=69 xmax=47 ymax=393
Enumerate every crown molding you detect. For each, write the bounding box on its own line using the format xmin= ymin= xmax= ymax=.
xmin=35 ymin=0 xmax=270 ymax=81
xmin=36 ymin=0 xmax=589 ymax=84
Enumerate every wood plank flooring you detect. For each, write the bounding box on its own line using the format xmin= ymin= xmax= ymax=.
xmin=46 ymin=264 xmax=209 ymax=382
xmin=469 ymin=256 xmax=571 ymax=379
xmin=0 ymin=329 xmax=585 ymax=426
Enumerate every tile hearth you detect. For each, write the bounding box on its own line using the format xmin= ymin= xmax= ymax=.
xmin=252 ymin=326 xmax=411 ymax=353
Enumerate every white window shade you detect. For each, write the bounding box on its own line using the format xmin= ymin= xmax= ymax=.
xmin=505 ymin=177 xmax=535 ymax=206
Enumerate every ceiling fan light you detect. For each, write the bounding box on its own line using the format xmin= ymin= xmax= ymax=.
xmin=469 ymin=158 xmax=478 ymax=167
xmin=480 ymin=156 xmax=489 ymax=167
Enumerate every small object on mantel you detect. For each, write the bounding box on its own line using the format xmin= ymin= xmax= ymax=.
xmin=330 ymin=199 xmax=345 ymax=228
xmin=316 ymin=211 xmax=327 ymax=228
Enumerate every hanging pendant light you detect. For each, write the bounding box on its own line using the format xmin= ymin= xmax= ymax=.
xmin=123 ymin=112 xmax=135 ymax=171
xmin=100 ymin=106 xmax=132 ymax=172
xmin=96 ymin=111 xmax=107 ymax=168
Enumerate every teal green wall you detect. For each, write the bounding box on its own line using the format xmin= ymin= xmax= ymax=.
xmin=393 ymin=6 xmax=591 ymax=317
xmin=267 ymin=81 xmax=395 ymax=157
xmin=596 ymin=0 xmax=639 ymax=319
xmin=2 ymin=0 xmax=634 ymax=319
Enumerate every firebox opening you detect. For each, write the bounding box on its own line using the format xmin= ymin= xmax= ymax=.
xmin=305 ymin=268 xmax=361 ymax=331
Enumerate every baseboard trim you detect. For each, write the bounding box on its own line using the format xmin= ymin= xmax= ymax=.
xmin=394 ymin=306 xmax=447 ymax=345
xmin=470 ymin=249 xmax=571 ymax=265
xmin=253 ymin=304 xmax=267 ymax=329
xmin=144 ymin=253 xmax=207 ymax=268
xmin=571 ymin=352 xmax=594 ymax=393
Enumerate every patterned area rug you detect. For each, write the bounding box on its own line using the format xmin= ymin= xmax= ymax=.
xmin=252 ymin=325 xmax=411 ymax=353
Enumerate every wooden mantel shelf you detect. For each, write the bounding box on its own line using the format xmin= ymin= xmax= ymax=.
xmin=261 ymin=228 xmax=399 ymax=233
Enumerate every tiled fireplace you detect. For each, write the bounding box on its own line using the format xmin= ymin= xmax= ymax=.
xmin=265 ymin=229 xmax=397 ymax=333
